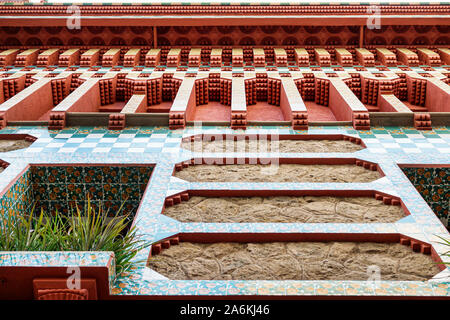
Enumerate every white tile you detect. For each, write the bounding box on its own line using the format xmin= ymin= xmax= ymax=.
xmin=162 ymin=147 xmax=180 ymax=153
xmin=132 ymin=137 xmax=151 ymax=143
xmin=87 ymin=134 xmax=104 ymax=139
xmin=58 ymin=148 xmax=77 ymax=153
xmin=79 ymin=142 xmax=97 ymax=148
xmin=381 ymin=143 xmax=400 ymax=149
xmin=114 ymin=142 xmax=131 ymax=148
xmin=147 ymin=142 xmax=164 ymax=148
xmin=54 ymin=133 xmax=72 ymax=139
xmin=47 ymin=142 xmax=65 ymax=148
xmin=118 ymin=134 xmax=136 ymax=138
xmin=395 ymin=138 xmax=413 ymax=144
xmin=99 ymin=138 xmax=117 ymax=143
xmin=437 ymin=148 xmax=450 ymax=153
xmin=36 ymin=138 xmax=53 ymax=143
xmin=165 ymin=138 xmax=182 ymax=143
xmin=406 ymin=134 xmax=424 ymax=139
xmin=416 ymin=143 xmax=434 ymax=148
xmin=369 ymin=148 xmax=387 ymax=153
xmin=362 ymin=138 xmax=380 ymax=144
xmin=66 ymin=138 xmax=85 ymax=143
xmin=427 ymin=138 xmax=446 ymax=144
xmin=92 ymin=147 xmax=111 ymax=153
xmin=127 ymin=148 xmax=145 ymax=153
xmin=25 ymin=147 xmax=43 ymax=153
xmin=150 ymin=134 xmax=168 ymax=138
xmin=403 ymin=148 xmax=422 ymax=153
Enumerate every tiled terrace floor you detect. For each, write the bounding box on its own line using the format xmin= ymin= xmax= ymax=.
xmin=0 ymin=124 xmax=449 ymax=297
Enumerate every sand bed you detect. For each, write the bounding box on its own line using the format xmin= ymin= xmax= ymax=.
xmin=163 ymin=196 xmax=405 ymax=223
xmin=0 ymin=140 xmax=32 ymax=152
xmin=175 ymin=164 xmax=380 ymax=183
xmin=148 ymin=241 xmax=440 ymax=281
xmin=182 ymin=139 xmax=363 ymax=153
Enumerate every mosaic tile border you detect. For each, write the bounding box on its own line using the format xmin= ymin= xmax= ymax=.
xmin=401 ymin=166 xmax=450 ymax=225
xmin=0 ymin=125 xmax=449 ymax=298
xmin=4 ymin=1 xmax=450 ymax=6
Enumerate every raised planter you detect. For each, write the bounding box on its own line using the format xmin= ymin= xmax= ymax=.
xmin=174 ymin=157 xmax=383 ymax=183
xmin=148 ymin=233 xmax=444 ymax=281
xmin=162 ymin=189 xmax=407 ymax=223
xmin=181 ymin=133 xmax=365 ymax=153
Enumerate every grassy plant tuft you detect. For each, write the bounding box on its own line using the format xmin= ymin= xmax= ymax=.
xmin=0 ymin=197 xmax=150 ymax=279
xmin=436 ymin=235 xmax=450 ymax=265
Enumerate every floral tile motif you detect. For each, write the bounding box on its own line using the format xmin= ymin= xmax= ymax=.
xmin=47 ymin=183 xmax=68 ymax=201
xmin=65 ymin=166 xmax=85 ymax=184
xmin=121 ymin=184 xmax=141 ymax=201
xmin=401 ymin=282 xmax=435 ymax=296
xmin=343 ymin=282 xmax=375 ymax=296
xmin=0 ymin=251 xmax=112 ymax=267
xmin=197 ymin=282 xmax=228 ymax=295
xmin=84 ymin=183 xmax=104 ymax=200
xmin=256 ymin=281 xmax=287 ymax=295
xmin=30 ymin=166 xmax=47 ymax=184
xmin=314 ymin=282 xmax=346 ymax=296
xmin=0 ymin=164 xmax=154 ymax=218
xmin=103 ymin=183 xmax=121 ymax=201
xmin=135 ymin=281 xmax=171 ymax=296
xmin=167 ymin=281 xmax=199 ymax=295
xmin=102 ymin=166 xmax=121 ymax=184
xmin=47 ymin=166 xmax=67 ymax=184
xmin=226 ymin=281 xmax=258 ymax=296
xmin=284 ymin=282 xmax=316 ymax=295
xmin=373 ymin=282 xmax=405 ymax=296
xmin=402 ymin=166 xmax=449 ymax=223
xmin=431 ymin=283 xmax=450 ymax=296
xmin=83 ymin=166 xmax=104 ymax=184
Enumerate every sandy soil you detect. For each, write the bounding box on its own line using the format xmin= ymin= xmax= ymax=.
xmin=182 ymin=139 xmax=363 ymax=153
xmin=163 ymin=196 xmax=405 ymax=223
xmin=175 ymin=164 xmax=380 ymax=183
xmin=0 ymin=140 xmax=32 ymax=152
xmin=148 ymin=241 xmax=440 ymax=281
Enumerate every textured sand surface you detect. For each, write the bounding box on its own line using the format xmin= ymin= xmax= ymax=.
xmin=175 ymin=164 xmax=380 ymax=182
xmin=0 ymin=140 xmax=32 ymax=152
xmin=0 ymin=140 xmax=32 ymax=173
xmin=148 ymin=242 xmax=440 ymax=281
xmin=163 ymin=196 xmax=405 ymax=223
xmin=182 ymin=139 xmax=364 ymax=153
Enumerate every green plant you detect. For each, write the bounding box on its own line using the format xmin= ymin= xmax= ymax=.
xmin=40 ymin=209 xmax=70 ymax=251
xmin=436 ymin=235 xmax=450 ymax=265
xmin=0 ymin=197 xmax=150 ymax=279
xmin=65 ymin=198 xmax=150 ymax=275
xmin=0 ymin=205 xmax=46 ymax=251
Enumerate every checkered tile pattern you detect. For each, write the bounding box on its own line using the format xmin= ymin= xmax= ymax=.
xmin=363 ymin=134 xmax=450 ymax=154
xmin=14 ymin=127 xmax=450 ymax=156
xmin=23 ymin=132 xmax=183 ymax=154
